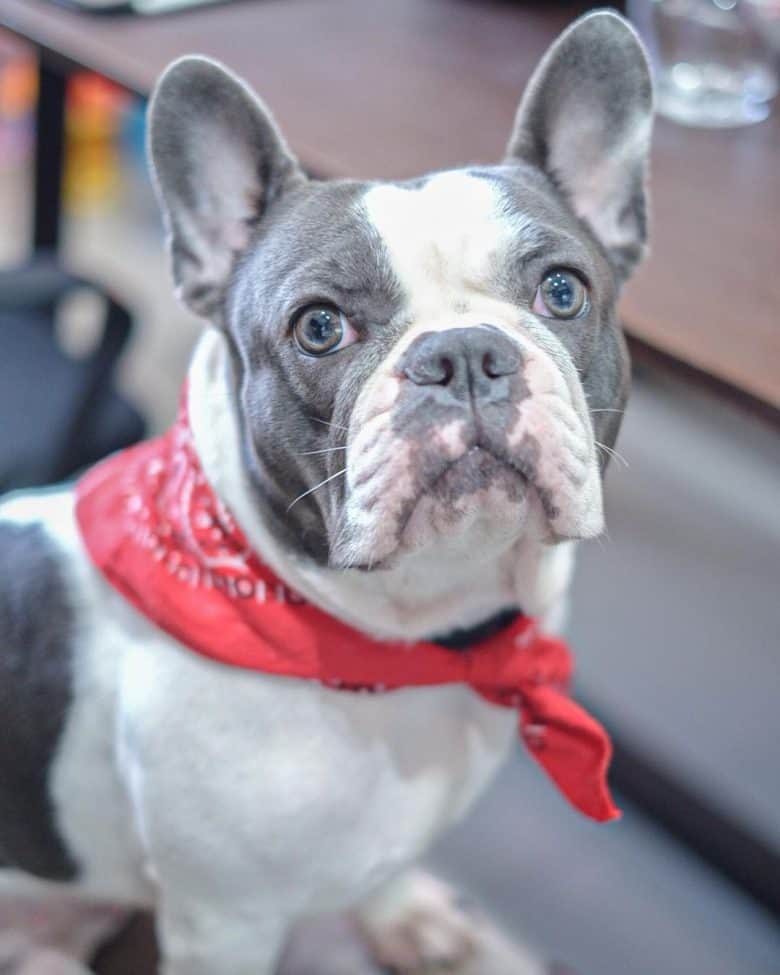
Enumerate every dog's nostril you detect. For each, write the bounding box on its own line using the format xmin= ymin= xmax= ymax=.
xmin=400 ymin=326 xmax=521 ymax=389
xmin=483 ymin=346 xmax=520 ymax=379
xmin=437 ymin=356 xmax=455 ymax=385
xmin=483 ymin=352 xmax=499 ymax=379
xmin=403 ymin=353 xmax=454 ymax=386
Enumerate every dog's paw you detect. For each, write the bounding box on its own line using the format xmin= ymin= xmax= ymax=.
xmin=358 ymin=871 xmax=478 ymax=973
xmin=13 ymin=949 xmax=93 ymax=975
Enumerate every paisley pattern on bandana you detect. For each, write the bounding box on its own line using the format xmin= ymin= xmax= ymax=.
xmin=75 ymin=390 xmax=620 ymax=823
xmin=88 ymin=396 xmax=304 ymax=606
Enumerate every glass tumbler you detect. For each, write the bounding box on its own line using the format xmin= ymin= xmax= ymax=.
xmin=628 ymin=0 xmax=778 ymax=126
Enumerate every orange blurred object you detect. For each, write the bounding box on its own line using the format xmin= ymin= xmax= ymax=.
xmin=64 ymin=72 xmax=131 ymax=210
xmin=0 ymin=54 xmax=36 ymax=118
xmin=0 ymin=31 xmax=36 ymax=166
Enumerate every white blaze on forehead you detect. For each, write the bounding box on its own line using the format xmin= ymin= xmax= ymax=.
xmin=362 ymin=172 xmax=536 ymax=318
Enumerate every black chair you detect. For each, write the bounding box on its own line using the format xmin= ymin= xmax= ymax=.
xmin=0 ymin=256 xmax=145 ymax=492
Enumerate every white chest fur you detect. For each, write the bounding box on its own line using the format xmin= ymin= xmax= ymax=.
xmin=119 ymin=632 xmax=517 ymax=912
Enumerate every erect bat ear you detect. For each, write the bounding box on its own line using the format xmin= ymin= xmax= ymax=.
xmin=506 ymin=11 xmax=654 ymax=283
xmin=148 ymin=56 xmax=305 ymax=324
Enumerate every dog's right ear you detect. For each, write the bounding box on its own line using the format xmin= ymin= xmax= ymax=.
xmin=148 ymin=56 xmax=305 ymax=324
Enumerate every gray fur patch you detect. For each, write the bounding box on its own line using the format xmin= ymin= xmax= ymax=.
xmin=225 ymin=179 xmax=407 ymax=563
xmin=0 ymin=521 xmax=78 ymax=880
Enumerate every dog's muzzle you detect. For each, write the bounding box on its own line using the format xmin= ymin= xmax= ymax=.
xmin=333 ymin=320 xmax=602 ymax=568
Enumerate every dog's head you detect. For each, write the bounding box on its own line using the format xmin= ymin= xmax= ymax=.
xmin=148 ymin=11 xmax=652 ymax=571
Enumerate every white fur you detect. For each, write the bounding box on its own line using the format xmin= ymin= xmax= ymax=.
xmin=361 ymin=172 xmax=540 ymax=330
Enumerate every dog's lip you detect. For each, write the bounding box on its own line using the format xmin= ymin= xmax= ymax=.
xmin=396 ymin=444 xmax=527 ymax=527
xmin=332 ymin=445 xmax=531 ymax=572
xmin=438 ymin=443 xmax=531 ymax=488
xmin=429 ymin=444 xmax=519 ymax=486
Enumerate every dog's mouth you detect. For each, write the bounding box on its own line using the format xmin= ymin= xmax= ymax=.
xmin=338 ymin=448 xmax=528 ymax=572
xmin=415 ymin=445 xmax=528 ymax=506
xmin=329 ymin=434 xmax=544 ymax=572
xmin=388 ymin=445 xmax=530 ymax=556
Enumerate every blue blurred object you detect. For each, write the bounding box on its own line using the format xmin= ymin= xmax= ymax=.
xmin=0 ymin=257 xmax=145 ymax=490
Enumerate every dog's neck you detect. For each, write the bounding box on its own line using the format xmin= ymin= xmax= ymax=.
xmin=187 ymin=329 xmax=575 ymax=641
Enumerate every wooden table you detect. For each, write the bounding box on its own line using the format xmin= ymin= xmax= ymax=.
xmin=1 ymin=0 xmax=778 ymax=415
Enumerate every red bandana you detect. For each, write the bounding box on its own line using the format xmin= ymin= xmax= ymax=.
xmin=75 ymin=395 xmax=619 ymax=823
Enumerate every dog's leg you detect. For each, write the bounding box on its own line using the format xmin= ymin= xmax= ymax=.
xmin=356 ymin=869 xmax=546 ymax=975
xmin=357 ymin=870 xmax=477 ymax=972
xmin=155 ymin=893 xmax=291 ymax=975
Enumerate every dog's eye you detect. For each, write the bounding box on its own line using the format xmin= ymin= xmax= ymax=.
xmin=293 ymin=304 xmax=357 ymax=357
xmin=532 ymin=269 xmax=588 ymax=320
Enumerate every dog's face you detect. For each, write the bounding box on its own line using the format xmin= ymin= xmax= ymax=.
xmin=149 ymin=12 xmax=652 ymax=570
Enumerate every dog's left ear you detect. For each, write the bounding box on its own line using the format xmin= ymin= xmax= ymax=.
xmin=506 ymin=10 xmax=653 ymax=283
xmin=148 ymin=56 xmax=305 ymax=324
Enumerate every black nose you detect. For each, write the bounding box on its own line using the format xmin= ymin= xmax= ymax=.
xmin=400 ymin=326 xmax=521 ymax=396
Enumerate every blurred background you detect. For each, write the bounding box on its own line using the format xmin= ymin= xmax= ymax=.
xmin=0 ymin=1 xmax=778 ymax=973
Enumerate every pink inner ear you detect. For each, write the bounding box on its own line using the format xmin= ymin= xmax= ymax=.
xmin=199 ymin=135 xmax=261 ymax=251
xmin=547 ymin=111 xmax=650 ymax=261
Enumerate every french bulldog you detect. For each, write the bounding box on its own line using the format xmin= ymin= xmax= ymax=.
xmin=0 ymin=10 xmax=653 ymax=975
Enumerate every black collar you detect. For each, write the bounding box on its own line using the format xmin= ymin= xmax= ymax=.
xmin=428 ymin=608 xmax=523 ymax=651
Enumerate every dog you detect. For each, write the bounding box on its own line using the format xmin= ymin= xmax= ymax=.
xmin=0 ymin=10 xmax=653 ymax=974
